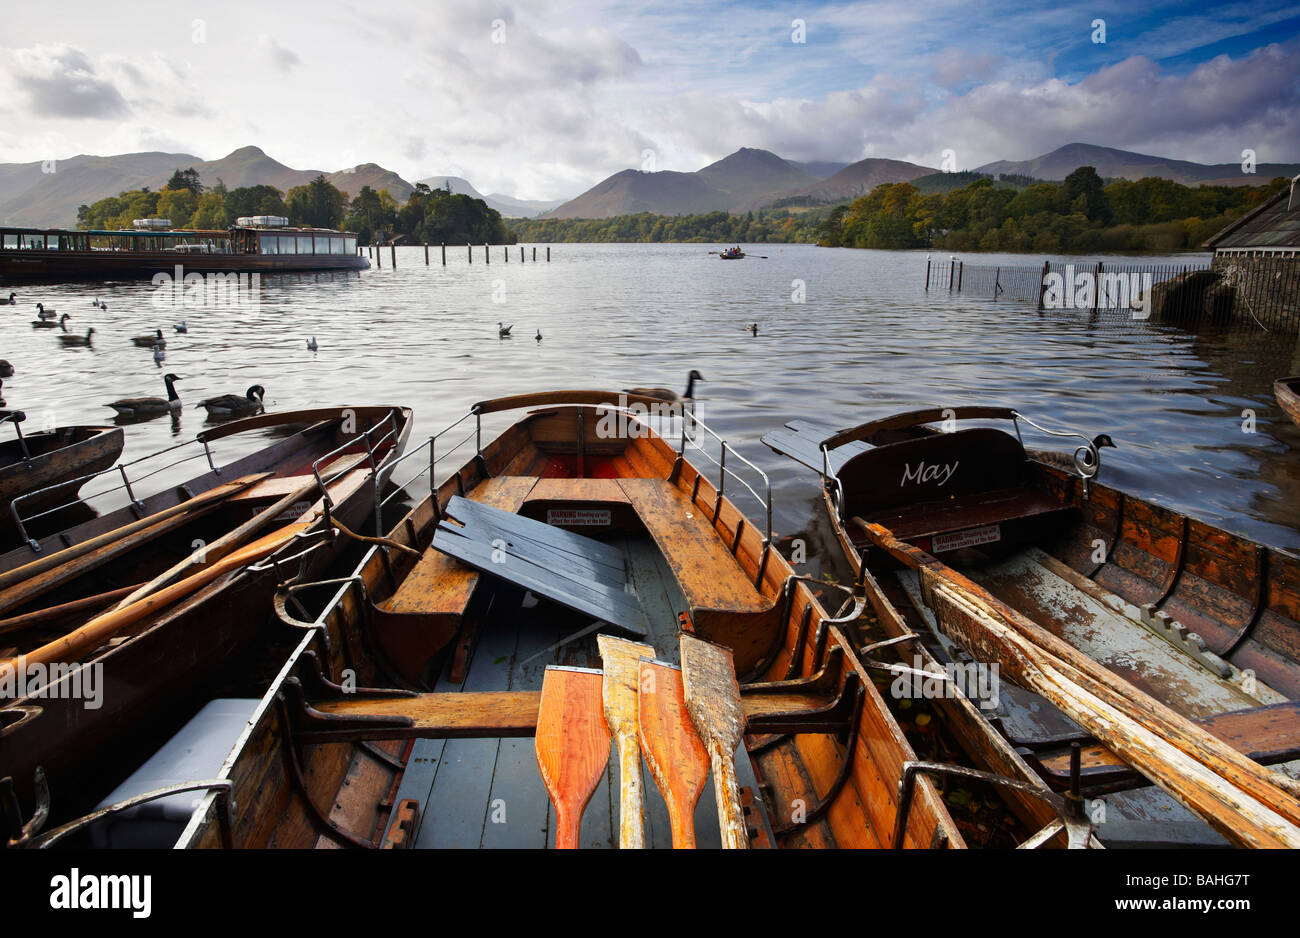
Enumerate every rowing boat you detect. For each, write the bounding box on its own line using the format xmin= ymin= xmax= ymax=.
xmin=0 ymin=413 xmax=124 ymax=542
xmin=764 ymin=406 xmax=1300 ymax=848
xmin=42 ymin=390 xmax=996 ymax=850
xmin=1276 ymin=377 xmax=1300 ymax=430
xmin=0 ymin=405 xmax=411 ymax=832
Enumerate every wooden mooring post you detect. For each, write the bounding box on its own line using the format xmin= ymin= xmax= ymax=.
xmin=467 ymin=243 xmax=472 ymax=264
xmin=441 ymin=243 xmax=446 ymax=265
xmin=1093 ymin=262 xmax=1103 ymax=313
xmin=376 ymin=245 xmax=381 ymax=269
xmin=520 ymin=245 xmax=524 ymax=263
xmin=1037 ymin=260 xmax=1050 ymax=310
xmin=547 ymin=246 xmax=550 ymax=262
xmin=504 ymin=245 xmax=508 ymax=263
xmin=957 ymin=261 xmax=963 ymax=291
xmin=424 ymin=243 xmax=429 ymax=265
xmin=485 ymin=244 xmax=490 ymax=265
xmin=924 ymin=257 xmax=931 ymax=291
xmin=533 ymin=246 xmax=537 ymax=262
xmin=391 ymin=244 xmax=396 ymax=268
xmin=948 ymin=257 xmax=955 ymax=291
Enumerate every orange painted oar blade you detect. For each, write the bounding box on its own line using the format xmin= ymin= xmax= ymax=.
xmin=637 ymin=659 xmax=710 ymax=848
xmin=535 ymin=666 xmax=611 ymax=849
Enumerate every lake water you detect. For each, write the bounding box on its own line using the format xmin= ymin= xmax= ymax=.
xmin=4 ymin=242 xmax=1298 ymax=562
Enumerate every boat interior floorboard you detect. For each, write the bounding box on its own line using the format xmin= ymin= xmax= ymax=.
xmin=383 ymin=532 xmax=768 ymax=849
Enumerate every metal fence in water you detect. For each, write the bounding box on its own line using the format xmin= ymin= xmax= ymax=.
xmin=920 ymin=256 xmax=1300 ymax=331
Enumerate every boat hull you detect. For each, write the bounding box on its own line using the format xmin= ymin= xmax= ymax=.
xmin=0 ymin=425 xmax=124 ymax=535
xmin=0 ymin=249 xmax=368 ymax=283
xmin=1276 ymin=377 xmax=1300 ymax=430
xmin=0 ymin=407 xmax=411 ymax=820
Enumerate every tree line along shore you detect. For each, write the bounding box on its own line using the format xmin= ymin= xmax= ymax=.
xmin=75 ymin=165 xmax=1288 ymax=254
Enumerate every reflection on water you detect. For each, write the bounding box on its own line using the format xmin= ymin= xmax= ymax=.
xmin=2 ymin=244 xmax=1297 ymax=559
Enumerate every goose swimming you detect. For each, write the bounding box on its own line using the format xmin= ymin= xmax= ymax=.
xmin=0 ymin=292 xmax=16 ymax=306
xmin=106 ymin=373 xmax=182 ymax=419
xmin=306 ymin=336 xmax=319 ymax=351
xmin=624 ymin=369 xmax=704 ymax=404
xmin=0 ymin=361 xmax=12 ymax=378
xmin=35 ymin=303 xmax=57 ymax=319
xmin=132 ymin=329 xmax=166 ymax=348
xmin=498 ymin=322 xmax=513 ymax=338
xmin=198 ymin=385 xmax=266 ymax=419
xmin=59 ymin=328 xmax=95 ymax=347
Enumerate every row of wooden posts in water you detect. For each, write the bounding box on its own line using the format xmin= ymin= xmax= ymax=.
xmin=360 ymin=243 xmax=552 ymax=268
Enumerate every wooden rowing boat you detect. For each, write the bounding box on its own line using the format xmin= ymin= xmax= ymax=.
xmin=60 ymin=390 xmax=979 ymax=851
xmin=0 ymin=414 xmax=124 ymax=542
xmin=763 ymin=406 xmax=1300 ymax=847
xmin=1276 ymin=376 xmax=1300 ymax=430
xmin=0 ymin=405 xmax=411 ymax=831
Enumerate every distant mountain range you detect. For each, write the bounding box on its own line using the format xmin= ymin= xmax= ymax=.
xmin=0 ymin=141 xmax=1293 ymax=229
xmin=415 ymin=176 xmax=566 ymax=218
xmin=975 ymin=143 xmax=1300 ymax=187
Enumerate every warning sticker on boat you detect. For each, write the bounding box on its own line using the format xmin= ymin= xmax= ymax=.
xmin=931 ymin=524 xmax=1000 ymax=553
xmin=547 ymin=508 xmax=611 ymax=527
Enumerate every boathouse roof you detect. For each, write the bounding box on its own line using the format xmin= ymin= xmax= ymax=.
xmin=1205 ymin=181 xmax=1300 ymax=251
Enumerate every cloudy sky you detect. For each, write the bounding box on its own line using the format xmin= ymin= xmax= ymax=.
xmin=0 ymin=0 xmax=1297 ymax=199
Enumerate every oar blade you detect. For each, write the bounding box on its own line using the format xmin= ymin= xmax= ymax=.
xmin=597 ymin=635 xmax=655 ymax=848
xmin=680 ymin=633 xmax=744 ymax=752
xmin=637 ymin=659 xmax=709 ymax=848
xmin=535 ymin=666 xmax=611 ymax=849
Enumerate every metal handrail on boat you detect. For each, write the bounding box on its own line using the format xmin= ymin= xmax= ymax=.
xmin=819 ymin=407 xmax=1109 ymax=520
xmin=10 ymin=435 xmax=224 ymax=551
xmin=376 ymin=394 xmax=774 ymax=549
xmin=0 ymin=412 xmax=32 ymax=462
xmin=307 ymin=407 xmax=402 ymax=531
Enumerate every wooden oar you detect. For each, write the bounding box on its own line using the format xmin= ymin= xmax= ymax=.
xmin=0 ymin=582 xmax=144 ymax=637
xmin=534 ymin=666 xmax=611 ymax=849
xmin=680 ymin=634 xmax=749 ymax=849
xmin=0 ymin=474 xmax=270 ymax=615
xmin=597 ymin=634 xmax=654 ymax=848
xmin=638 ymin=659 xmax=709 ymax=848
xmin=0 ymin=522 xmax=309 ymax=678
xmin=111 ymin=455 xmax=363 ymax=611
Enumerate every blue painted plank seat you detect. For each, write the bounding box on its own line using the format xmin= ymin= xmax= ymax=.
xmin=431 ymin=495 xmax=649 ymax=637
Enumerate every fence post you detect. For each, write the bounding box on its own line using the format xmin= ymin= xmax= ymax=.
xmin=925 ymin=257 xmax=931 ymax=291
xmin=1037 ymin=260 xmax=1050 ymax=310
xmin=957 ymin=261 xmax=963 ymax=291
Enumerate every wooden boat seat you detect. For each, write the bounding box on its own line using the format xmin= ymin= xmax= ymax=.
xmin=432 ymin=495 xmax=649 ymax=637
xmin=379 ymin=477 xmax=537 ymax=621
xmin=616 ymin=478 xmax=769 ymax=616
xmin=523 ymin=477 xmax=631 ymax=505
xmin=840 ymin=428 xmax=1070 ymax=550
xmin=1030 ymin=699 xmax=1300 ymax=792
xmin=760 ymin=418 xmax=870 ymax=474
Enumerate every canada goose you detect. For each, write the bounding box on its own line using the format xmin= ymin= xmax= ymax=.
xmin=174 ymin=321 xmax=188 ymax=333
xmin=0 ymin=361 xmax=12 ymax=378
xmin=535 ymin=329 xmax=542 ymax=342
xmin=198 ymin=385 xmax=266 ymax=419
xmin=107 ymin=373 xmax=182 ymax=418
xmin=132 ymin=329 xmax=166 ymax=348
xmin=35 ymin=303 xmax=57 ymax=319
xmin=498 ymin=322 xmax=513 ymax=338
xmin=749 ymin=323 xmax=759 ymax=336
xmin=0 ymin=292 xmax=16 ymax=306
xmin=59 ymin=328 xmax=95 ymax=347
xmin=625 ymin=370 xmax=704 ymax=404
xmin=306 ymin=336 xmax=318 ymax=351
xmin=32 ymin=313 xmax=71 ymax=330
xmin=92 ymin=298 xmax=104 ymax=309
